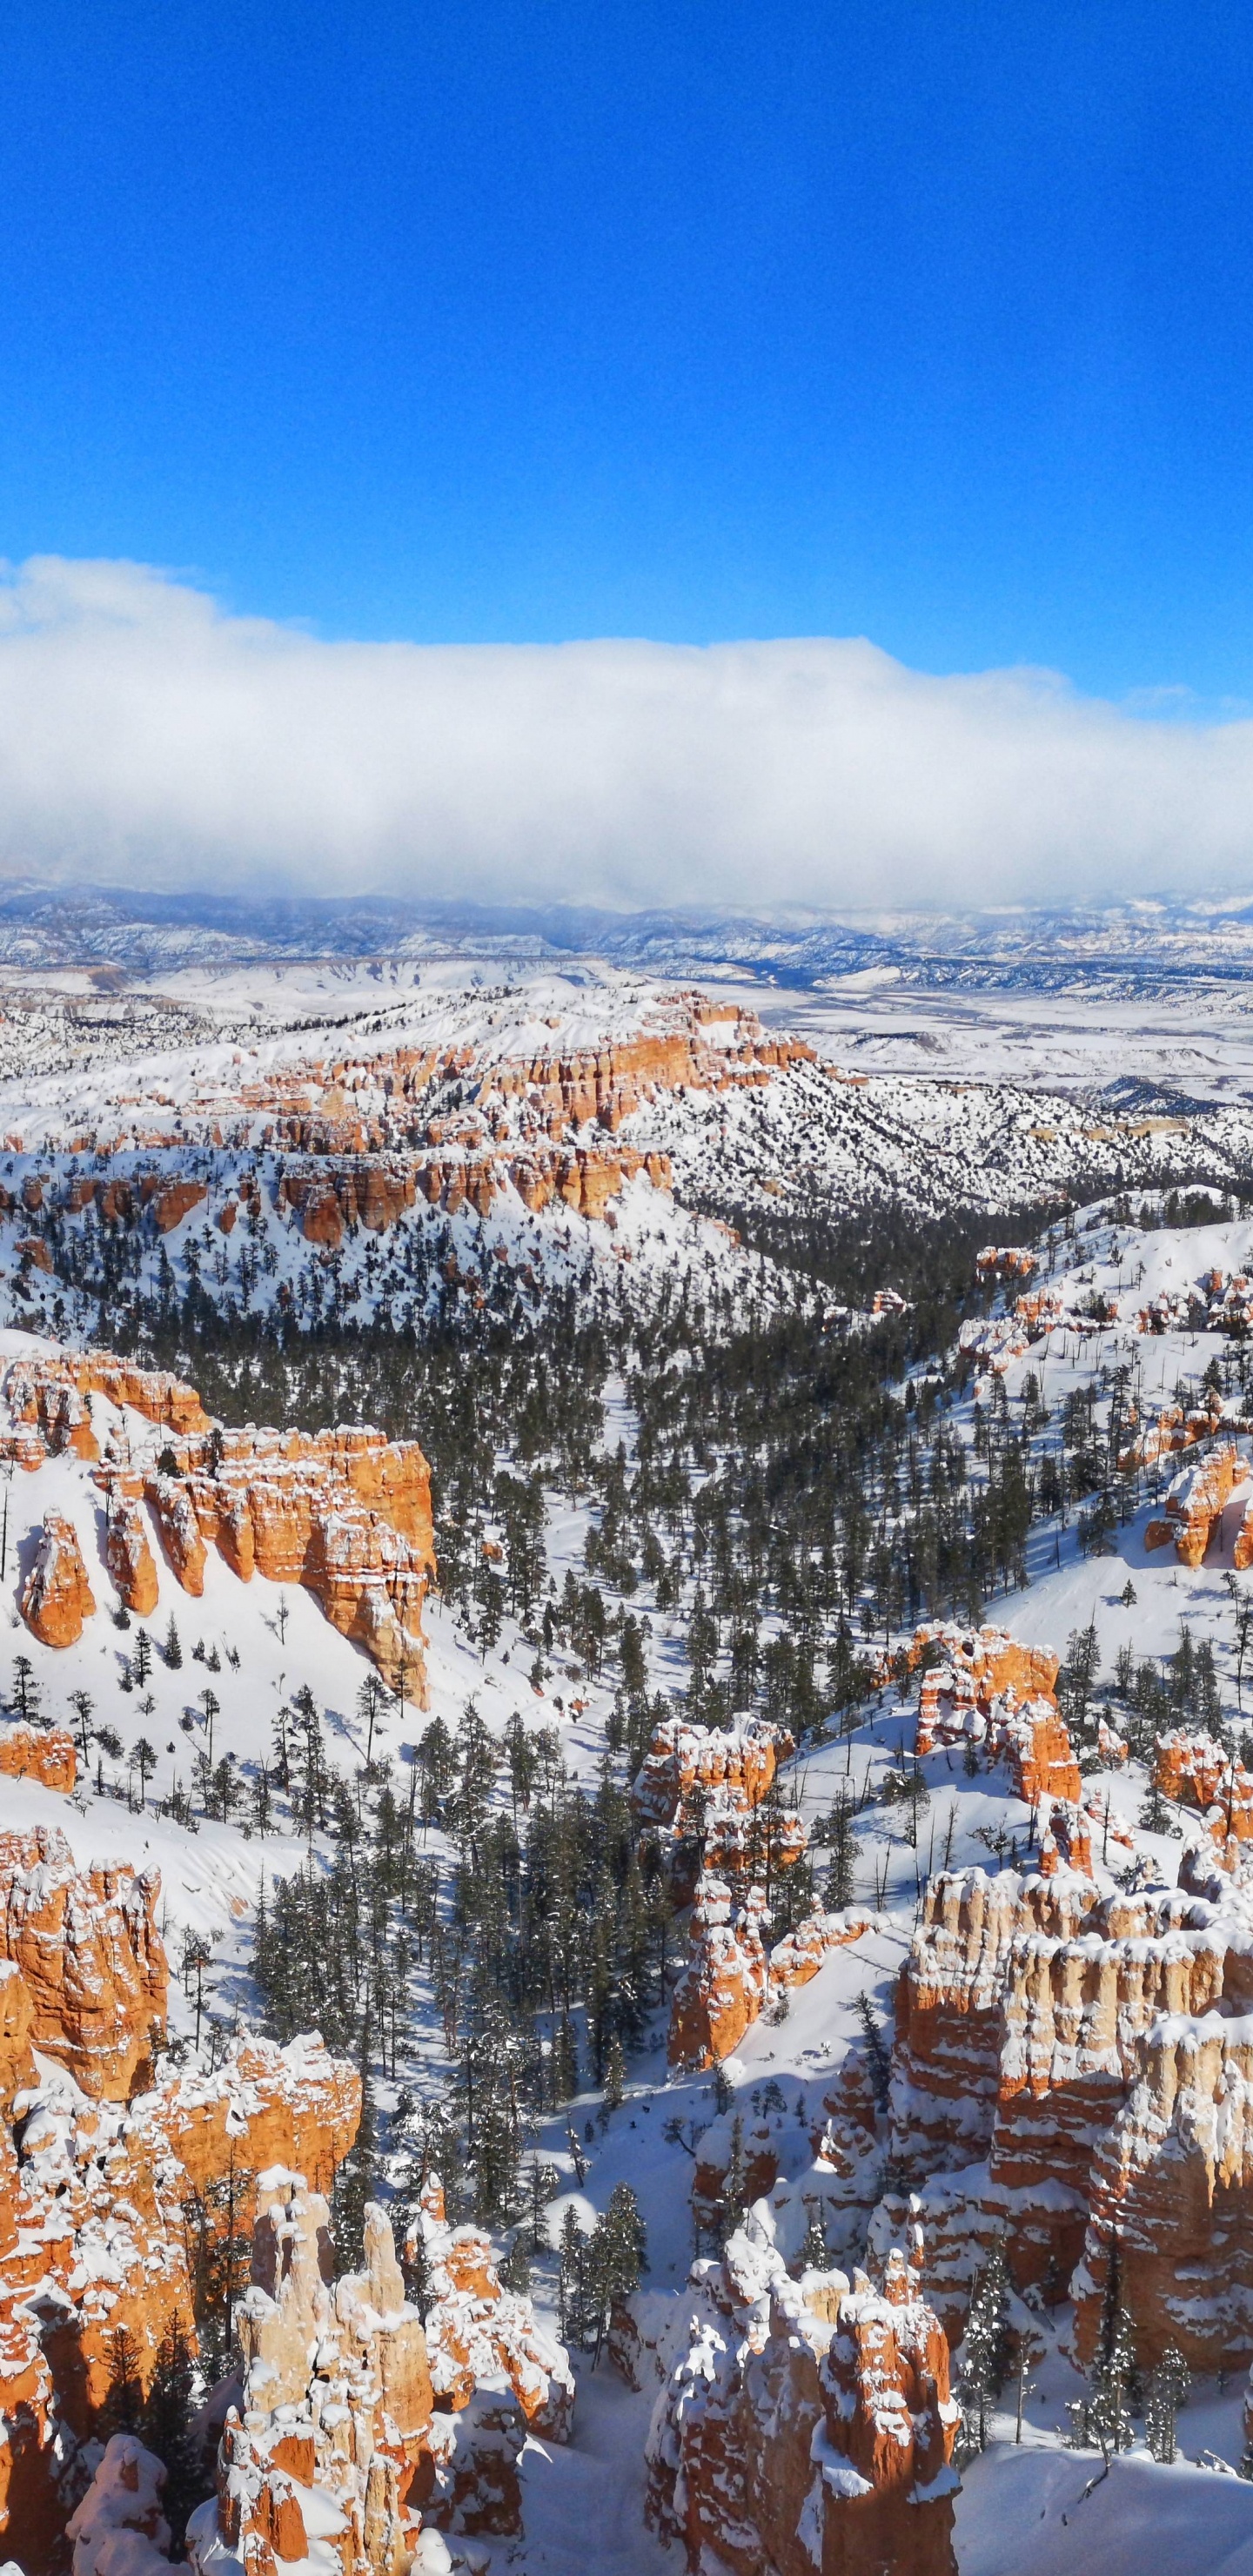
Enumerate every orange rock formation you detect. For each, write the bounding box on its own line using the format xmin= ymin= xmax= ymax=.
xmin=0 ymin=1721 xmax=76 ymax=1794
xmin=881 ymin=1857 xmax=1253 ymax=2364
xmin=21 ymin=1511 xmax=96 ymax=1647
xmin=0 ymin=1827 xmax=166 ymax=2099
xmin=3 ymin=1348 xmax=436 ymax=1696
xmin=1145 ymin=1441 xmax=1241 ymax=1564
xmin=642 ymin=2228 xmax=958 ymax=2576
xmin=668 ymin=1875 xmax=771 ymax=2070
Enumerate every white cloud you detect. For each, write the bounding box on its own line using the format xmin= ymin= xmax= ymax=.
xmin=0 ymin=553 xmax=1248 ymax=912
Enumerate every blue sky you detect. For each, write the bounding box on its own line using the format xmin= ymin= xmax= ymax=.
xmin=5 ymin=3 xmax=1253 ymax=700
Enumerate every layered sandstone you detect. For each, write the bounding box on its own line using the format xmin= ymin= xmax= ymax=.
xmin=642 ymin=2227 xmax=958 ymax=2576
xmin=104 ymin=1494 xmax=159 ymax=1615
xmin=409 ymin=2178 xmax=574 ymax=2440
xmin=668 ymin=1875 xmax=770 ymax=2070
xmin=1154 ymin=1728 xmax=1253 ymax=1841
xmin=187 ymin=2176 xmax=432 ymax=2576
xmin=1073 ymin=2007 xmax=1253 ymax=2371
xmin=0 ymin=1828 xmax=166 ymax=2099
xmin=3 ymin=1348 xmax=436 ymax=1696
xmin=6 ymin=1349 xmax=210 ymax=1439
xmin=21 ymin=1512 xmax=96 ymax=1647
xmin=908 ymin=1621 xmax=1059 ymax=1704
xmin=0 ymin=2083 xmax=194 ymax=2446
xmin=131 ymin=2029 xmax=362 ymax=2213
xmin=917 ymin=1672 xmax=1081 ymax=1808
xmin=883 ymin=1857 xmax=1253 ymax=2358
xmin=631 ymin=1714 xmax=794 ymax=1834
xmin=0 ymin=2024 xmax=363 ymax=2566
xmin=0 ymin=1721 xmax=76 ymax=1794
xmin=1145 ymin=1442 xmax=1241 ymax=1564
xmin=186 ymin=2170 xmax=574 ymax=2572
xmin=769 ymin=1906 xmax=878 ymax=1991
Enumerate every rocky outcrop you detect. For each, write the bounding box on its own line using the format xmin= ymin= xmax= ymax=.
xmin=0 ymin=1721 xmax=76 ymax=1794
xmin=1154 ymin=1728 xmax=1253 ymax=1841
xmin=409 ymin=2178 xmax=574 ymax=2440
xmin=131 ymin=2029 xmax=361 ymax=2213
xmin=917 ymin=1671 xmax=1081 ymax=1807
xmin=21 ymin=1512 xmax=96 ymax=1647
xmin=668 ymin=1875 xmax=770 ymax=2070
xmin=138 ymin=1419 xmax=435 ymax=1694
xmin=186 ymin=2169 xmax=573 ymax=2571
xmin=104 ymin=1494 xmax=159 ymax=1615
xmin=0 ymin=1963 xmax=35 ymax=2112
xmin=1073 ymin=2009 xmax=1253 ymax=2371
xmin=908 ymin=1621 xmax=1059 ymax=1704
xmin=148 ymin=1177 xmax=207 ymax=1232
xmin=187 ymin=2174 xmax=432 ymax=2576
xmin=1145 ymin=1442 xmax=1241 ymax=1564
xmin=631 ymin=1714 xmax=794 ymax=1834
xmin=3 ymin=1348 xmax=436 ymax=1695
xmin=65 ymin=2433 xmax=171 ymax=2576
xmin=975 ymin=1246 xmax=1037 ymax=1280
xmin=882 ymin=1855 xmax=1253 ymax=2362
xmin=642 ymin=2227 xmax=958 ymax=2576
xmin=1 ymin=2080 xmax=195 ymax=2445
xmin=912 ymin=1622 xmax=1078 ymax=1806
xmin=0 ymin=1828 xmax=166 ymax=2099
xmin=0 ymin=2026 xmax=364 ymax=2564
xmin=769 ymin=1907 xmax=878 ymax=1991
xmin=6 ymin=1348 xmax=210 ymax=1438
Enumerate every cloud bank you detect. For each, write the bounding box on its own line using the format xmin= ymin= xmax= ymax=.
xmin=0 ymin=554 xmax=1249 ymax=912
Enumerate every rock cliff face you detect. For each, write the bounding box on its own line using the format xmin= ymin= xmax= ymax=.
xmin=408 ymin=2177 xmax=575 ymax=2443
xmin=1073 ymin=2008 xmax=1253 ymax=2370
xmin=131 ymin=2028 xmax=362 ymax=2212
xmin=2 ymin=1347 xmax=436 ymax=1696
xmin=641 ymin=2227 xmax=958 ymax=2576
xmin=912 ymin=1622 xmax=1079 ymax=1806
xmin=1145 ymin=1442 xmax=1241 ymax=1564
xmin=631 ymin=1713 xmax=794 ymax=1835
xmin=882 ymin=1855 xmax=1253 ymax=2365
xmin=187 ymin=2175 xmax=432 ymax=2576
xmin=668 ymin=1875 xmax=771 ymax=2070
xmin=0 ymin=1721 xmax=76 ymax=1794
xmin=1154 ymin=1727 xmax=1253 ymax=1844
xmin=0 ymin=2027 xmax=365 ymax=2566
xmin=908 ymin=1620 xmax=1059 ymax=1704
xmin=21 ymin=1512 xmax=96 ymax=1647
xmin=0 ymin=1827 xmax=166 ymax=2099
xmin=184 ymin=2170 xmax=575 ymax=2573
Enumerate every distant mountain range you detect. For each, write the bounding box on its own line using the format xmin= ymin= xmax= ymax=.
xmin=3 ymin=878 xmax=1253 ymax=995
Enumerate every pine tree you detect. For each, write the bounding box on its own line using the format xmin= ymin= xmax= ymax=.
xmin=584 ymin=2183 xmax=647 ymax=2362
xmin=11 ymin=1654 xmax=39 ymax=1724
xmin=332 ymin=2024 xmax=378 ymax=2271
xmin=822 ymin=1789 xmax=861 ymax=1910
xmin=559 ymin=2205 xmax=586 ymax=2343
xmin=800 ymin=2208 xmax=830 ymax=2271
xmin=854 ymin=1992 xmax=892 ymax=2110
xmin=956 ymin=2238 xmax=1011 ymax=2459
xmin=98 ymin=2323 xmax=144 ymax=2437
xmin=139 ymin=2315 xmax=204 ymax=2548
xmin=499 ymin=2235 xmax=533 ymax=2293
xmin=164 ymin=1614 xmax=183 ymax=1671
xmin=718 ymin=2116 xmax=747 ymax=2244
xmin=1145 ymin=2344 xmax=1190 ymax=2464
xmin=603 ymin=2032 xmax=626 ymax=2113
xmin=1077 ymin=2238 xmax=1137 ymax=2460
